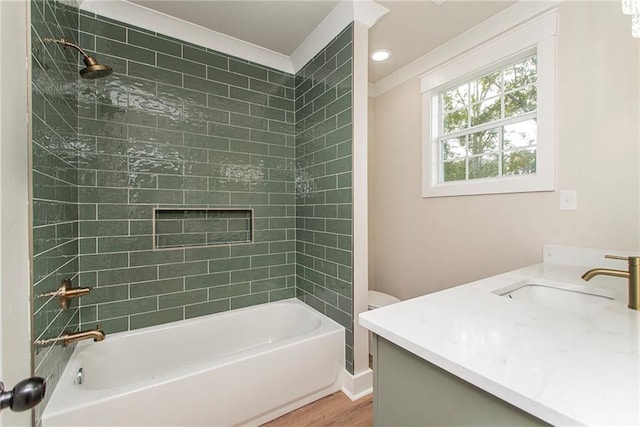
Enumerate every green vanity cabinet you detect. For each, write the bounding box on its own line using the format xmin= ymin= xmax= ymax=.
xmin=372 ymin=336 xmax=550 ymax=427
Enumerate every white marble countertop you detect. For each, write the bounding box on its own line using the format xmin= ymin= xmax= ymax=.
xmin=359 ymin=248 xmax=640 ymax=426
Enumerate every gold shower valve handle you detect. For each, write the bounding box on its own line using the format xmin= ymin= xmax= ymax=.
xmin=59 ymin=279 xmax=91 ymax=310
xmin=38 ymin=279 xmax=92 ymax=310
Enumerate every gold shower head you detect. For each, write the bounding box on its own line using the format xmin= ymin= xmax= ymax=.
xmin=80 ymin=56 xmax=113 ymax=79
xmin=43 ymin=38 xmax=113 ymax=79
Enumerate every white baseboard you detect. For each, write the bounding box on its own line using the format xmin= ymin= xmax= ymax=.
xmin=341 ymin=368 xmax=373 ymax=401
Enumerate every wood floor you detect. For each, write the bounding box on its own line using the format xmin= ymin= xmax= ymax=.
xmin=262 ymin=392 xmax=373 ymax=427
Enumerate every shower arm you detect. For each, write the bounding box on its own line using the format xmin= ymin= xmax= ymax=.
xmin=42 ymin=37 xmax=113 ymax=79
xmin=43 ymin=38 xmax=90 ymax=59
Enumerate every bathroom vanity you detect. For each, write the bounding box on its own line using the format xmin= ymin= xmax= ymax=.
xmin=360 ymin=246 xmax=640 ymax=426
xmin=371 ymin=336 xmax=548 ymax=426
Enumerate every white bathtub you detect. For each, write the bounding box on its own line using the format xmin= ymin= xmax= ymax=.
xmin=41 ymin=298 xmax=345 ymax=426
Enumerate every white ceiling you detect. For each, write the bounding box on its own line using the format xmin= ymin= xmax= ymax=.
xmin=368 ymin=1 xmax=515 ymax=82
xmin=129 ymin=0 xmax=341 ymax=56
xmin=128 ymin=0 xmax=516 ymax=83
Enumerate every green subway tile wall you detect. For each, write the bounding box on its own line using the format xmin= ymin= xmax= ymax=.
xmin=76 ymin=10 xmax=297 ymax=334
xmin=31 ymin=0 xmax=80 ymax=421
xmin=295 ymin=25 xmax=354 ymax=373
xmin=30 ymin=4 xmax=357 ymax=413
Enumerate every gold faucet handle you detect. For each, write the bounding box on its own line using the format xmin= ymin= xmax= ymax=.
xmin=605 ymin=255 xmax=640 ymax=265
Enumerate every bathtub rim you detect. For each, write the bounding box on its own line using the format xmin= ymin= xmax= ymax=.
xmin=87 ymin=297 xmax=329 ymax=346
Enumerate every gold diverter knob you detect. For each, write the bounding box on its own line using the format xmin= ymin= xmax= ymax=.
xmin=38 ymin=279 xmax=91 ymax=310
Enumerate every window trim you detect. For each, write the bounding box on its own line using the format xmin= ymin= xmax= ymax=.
xmin=421 ymin=11 xmax=557 ymax=198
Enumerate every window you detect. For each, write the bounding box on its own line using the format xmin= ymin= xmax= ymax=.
xmin=421 ymin=12 xmax=557 ymax=197
xmin=439 ymin=54 xmax=537 ymax=183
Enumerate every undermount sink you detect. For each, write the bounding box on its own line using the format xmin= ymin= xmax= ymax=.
xmin=493 ymin=279 xmax=616 ymax=316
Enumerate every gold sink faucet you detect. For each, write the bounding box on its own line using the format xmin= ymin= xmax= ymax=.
xmin=582 ymin=255 xmax=639 ymax=310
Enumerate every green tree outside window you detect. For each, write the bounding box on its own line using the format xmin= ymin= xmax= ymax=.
xmin=439 ymin=55 xmax=538 ymax=183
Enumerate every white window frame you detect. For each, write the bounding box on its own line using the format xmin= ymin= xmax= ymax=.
xmin=421 ymin=11 xmax=557 ymax=198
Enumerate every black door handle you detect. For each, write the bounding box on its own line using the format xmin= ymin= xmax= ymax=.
xmin=0 ymin=377 xmax=46 ymax=412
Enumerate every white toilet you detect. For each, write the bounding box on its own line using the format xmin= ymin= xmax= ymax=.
xmin=368 ymin=290 xmax=401 ymax=357
xmin=368 ymin=290 xmax=400 ymax=310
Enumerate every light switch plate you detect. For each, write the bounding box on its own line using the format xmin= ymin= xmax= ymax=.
xmin=560 ymin=190 xmax=577 ymax=211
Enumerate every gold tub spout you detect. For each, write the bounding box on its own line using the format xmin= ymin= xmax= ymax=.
xmin=582 ymin=255 xmax=640 ymax=310
xmin=63 ymin=325 xmax=105 ymax=346
xmin=34 ymin=324 xmax=105 ymax=348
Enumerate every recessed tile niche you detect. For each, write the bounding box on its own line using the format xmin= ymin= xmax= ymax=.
xmin=153 ymin=208 xmax=253 ymax=249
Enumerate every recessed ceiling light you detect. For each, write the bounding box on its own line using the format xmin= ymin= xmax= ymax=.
xmin=371 ymin=49 xmax=391 ymax=62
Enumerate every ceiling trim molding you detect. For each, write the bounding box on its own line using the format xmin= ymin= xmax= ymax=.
xmin=291 ymin=0 xmax=388 ymax=72
xmin=80 ymin=0 xmax=388 ymax=76
xmin=80 ymin=0 xmax=294 ymax=73
xmin=353 ymin=0 xmax=390 ymax=28
xmin=369 ymin=0 xmax=561 ymax=97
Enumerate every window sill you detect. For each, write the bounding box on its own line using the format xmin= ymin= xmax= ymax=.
xmin=422 ymin=174 xmax=554 ymax=198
